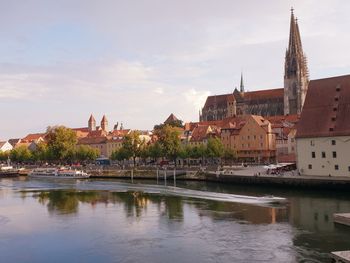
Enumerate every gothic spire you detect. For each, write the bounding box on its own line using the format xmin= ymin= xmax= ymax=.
xmin=240 ymin=72 xmax=245 ymax=93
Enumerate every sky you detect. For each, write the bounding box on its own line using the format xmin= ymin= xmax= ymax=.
xmin=1 ymin=0 xmax=350 ymax=139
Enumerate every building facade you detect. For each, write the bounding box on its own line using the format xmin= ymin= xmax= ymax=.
xmin=296 ymin=75 xmax=350 ymax=176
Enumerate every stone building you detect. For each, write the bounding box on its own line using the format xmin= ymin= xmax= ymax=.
xmin=200 ymin=9 xmax=309 ymax=121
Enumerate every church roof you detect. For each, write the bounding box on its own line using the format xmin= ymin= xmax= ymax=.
xmin=101 ymin=115 xmax=108 ymax=123
xmin=203 ymin=94 xmax=235 ymax=109
xmin=296 ymin=74 xmax=350 ymax=138
xmin=242 ymin=88 xmax=284 ymax=101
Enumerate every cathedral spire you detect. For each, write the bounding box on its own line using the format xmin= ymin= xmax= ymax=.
xmin=240 ymin=72 xmax=245 ymax=93
xmin=284 ymin=8 xmax=309 ymax=115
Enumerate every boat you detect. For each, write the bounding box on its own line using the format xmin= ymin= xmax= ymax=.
xmin=0 ymin=165 xmax=19 ymax=177
xmin=28 ymin=168 xmax=90 ymax=179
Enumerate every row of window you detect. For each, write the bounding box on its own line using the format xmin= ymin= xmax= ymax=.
xmin=308 ymin=164 xmax=350 ymax=171
xmin=310 ymin=139 xmax=336 ymax=146
xmin=311 ymin=151 xmax=337 ymax=158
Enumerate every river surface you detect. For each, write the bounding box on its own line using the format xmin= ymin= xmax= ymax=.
xmin=1 ymin=177 xmax=350 ymax=263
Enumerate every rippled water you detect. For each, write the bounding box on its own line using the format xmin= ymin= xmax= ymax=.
xmin=1 ymin=177 xmax=350 ymax=263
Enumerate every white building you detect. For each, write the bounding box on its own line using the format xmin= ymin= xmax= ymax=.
xmin=296 ymin=75 xmax=350 ymax=177
xmin=0 ymin=141 xmax=13 ymax=152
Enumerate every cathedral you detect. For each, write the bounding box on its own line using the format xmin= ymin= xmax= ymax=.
xmin=200 ymin=9 xmax=309 ymax=121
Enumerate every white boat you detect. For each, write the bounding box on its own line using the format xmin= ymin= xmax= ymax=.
xmin=28 ymin=168 xmax=90 ymax=179
xmin=0 ymin=165 xmax=18 ymax=177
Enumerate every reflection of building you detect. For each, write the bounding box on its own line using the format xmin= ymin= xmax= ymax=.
xmin=200 ymin=9 xmax=308 ymax=121
xmin=296 ymin=75 xmax=350 ymax=176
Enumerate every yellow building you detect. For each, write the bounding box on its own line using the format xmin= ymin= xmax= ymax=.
xmin=221 ymin=115 xmax=276 ymax=162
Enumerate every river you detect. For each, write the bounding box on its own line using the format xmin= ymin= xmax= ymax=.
xmin=0 ymin=176 xmax=350 ymax=262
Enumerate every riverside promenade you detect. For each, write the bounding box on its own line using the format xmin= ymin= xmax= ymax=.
xmin=88 ymin=165 xmax=350 ymax=191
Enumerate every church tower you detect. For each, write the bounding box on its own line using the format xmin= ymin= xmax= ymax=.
xmin=101 ymin=115 xmax=108 ymax=132
xmin=88 ymin=114 xmax=96 ymax=131
xmin=284 ymin=8 xmax=309 ymax=115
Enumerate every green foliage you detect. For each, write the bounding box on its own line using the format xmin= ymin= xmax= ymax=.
xmin=10 ymin=146 xmax=32 ymax=163
xmin=155 ymin=125 xmax=181 ymax=163
xmin=122 ymin=131 xmax=145 ymax=166
xmin=75 ymin=145 xmax=99 ymax=162
xmin=0 ymin=151 xmax=10 ymax=161
xmin=148 ymin=141 xmax=163 ymax=160
xmin=111 ymin=147 xmax=132 ymax=161
xmin=205 ymin=137 xmax=225 ymax=159
xmin=223 ymin=148 xmax=237 ymax=160
xmin=46 ymin=126 xmax=78 ymax=161
xmin=154 ymin=119 xmax=183 ymax=130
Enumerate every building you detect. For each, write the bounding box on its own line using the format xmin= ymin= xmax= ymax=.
xmin=200 ymin=9 xmax=308 ymax=121
xmin=296 ymin=75 xmax=350 ymax=176
xmin=221 ymin=115 xmax=276 ymax=162
xmin=0 ymin=141 xmax=13 ymax=152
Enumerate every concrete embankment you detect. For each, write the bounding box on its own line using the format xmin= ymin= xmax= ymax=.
xmin=201 ymin=172 xmax=350 ymax=190
xmin=90 ymin=169 xmax=350 ymax=190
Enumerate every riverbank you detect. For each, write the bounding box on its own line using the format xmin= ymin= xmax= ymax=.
xmin=88 ymin=168 xmax=350 ymax=191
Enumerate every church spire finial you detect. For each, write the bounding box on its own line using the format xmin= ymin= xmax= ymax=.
xmin=240 ymin=72 xmax=245 ymax=93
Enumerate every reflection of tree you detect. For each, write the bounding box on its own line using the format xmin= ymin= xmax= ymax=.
xmin=164 ymin=196 xmax=184 ymax=220
xmin=37 ymin=191 xmax=79 ymax=214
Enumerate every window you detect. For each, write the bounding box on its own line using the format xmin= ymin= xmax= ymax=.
xmin=348 ymin=166 xmax=350 ymax=172
xmin=308 ymin=164 xmax=312 ymax=169
xmin=254 ymin=135 xmax=256 ymax=140
xmin=310 ymin=140 xmax=315 ymax=146
xmin=335 ymin=165 xmax=339 ymax=170
xmin=332 ymin=151 xmax=337 ymax=158
xmin=332 ymin=140 xmax=336 ymax=145
xmin=247 ymin=136 xmax=250 ymax=139
xmin=322 ymin=152 xmax=326 ymax=158
xmin=311 ymin=152 xmax=316 ymax=158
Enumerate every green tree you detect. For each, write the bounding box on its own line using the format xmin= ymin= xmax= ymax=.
xmin=111 ymin=147 xmax=132 ymax=163
xmin=148 ymin=142 xmax=163 ymax=163
xmin=155 ymin=125 xmax=181 ymax=166
xmin=10 ymin=146 xmax=32 ymax=163
xmin=75 ymin=145 xmax=99 ymax=162
xmin=122 ymin=131 xmax=145 ymax=167
xmin=205 ymin=137 xmax=225 ymax=164
xmin=223 ymin=148 xmax=237 ymax=165
xmin=32 ymin=142 xmax=49 ymax=162
xmin=46 ymin=126 xmax=77 ymax=162
xmin=0 ymin=151 xmax=10 ymax=161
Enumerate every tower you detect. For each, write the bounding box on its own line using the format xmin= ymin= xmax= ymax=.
xmin=88 ymin=114 xmax=96 ymax=131
xmin=240 ymin=72 xmax=245 ymax=93
xmin=101 ymin=115 xmax=108 ymax=132
xmin=284 ymin=8 xmax=309 ymax=115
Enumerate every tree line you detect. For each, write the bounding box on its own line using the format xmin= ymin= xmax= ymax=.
xmin=0 ymin=126 xmax=99 ymax=164
xmin=111 ymin=125 xmax=236 ymax=166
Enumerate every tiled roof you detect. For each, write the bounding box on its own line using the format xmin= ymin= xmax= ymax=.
xmin=72 ymin=127 xmax=90 ymax=133
xmin=78 ymin=136 xmax=107 ymax=145
xmin=110 ymin=129 xmax=131 ymax=137
xmin=0 ymin=141 xmax=6 ymax=148
xmin=8 ymin=138 xmax=21 ymax=147
xmin=22 ymin=133 xmax=45 ymax=142
xmin=296 ymin=74 xmax=350 ymax=138
xmin=164 ymin=113 xmax=179 ymax=124
xmin=87 ymin=130 xmax=108 ymax=138
xmin=203 ymin=94 xmax=235 ymax=109
xmin=190 ymin=125 xmax=212 ymax=142
xmin=266 ymin=114 xmax=299 ymax=125
xmin=243 ymin=88 xmax=283 ymax=101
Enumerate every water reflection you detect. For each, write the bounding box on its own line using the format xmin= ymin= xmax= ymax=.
xmin=20 ymin=189 xmax=288 ymax=225
xmin=2 ymin=179 xmax=350 ymax=263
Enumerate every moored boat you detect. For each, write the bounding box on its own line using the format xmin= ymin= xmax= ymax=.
xmin=29 ymin=168 xmax=90 ymax=179
xmin=0 ymin=165 xmax=19 ymax=177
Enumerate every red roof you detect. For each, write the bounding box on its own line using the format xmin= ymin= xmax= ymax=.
xmin=296 ymin=74 xmax=350 ymax=138
xmin=22 ymin=133 xmax=45 ymax=142
xmin=78 ymin=136 xmax=107 ymax=145
xmin=244 ymin=88 xmax=283 ymax=101
xmin=203 ymin=94 xmax=235 ymax=109
xmin=164 ymin=113 xmax=179 ymax=124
